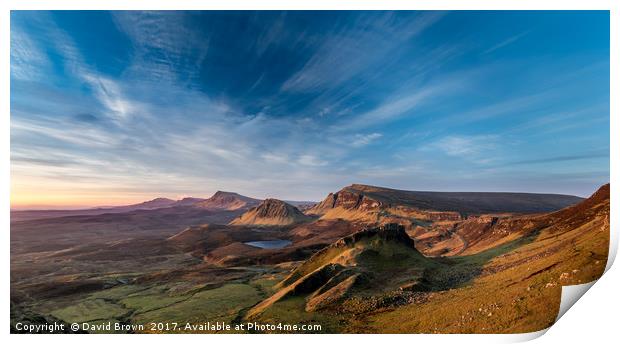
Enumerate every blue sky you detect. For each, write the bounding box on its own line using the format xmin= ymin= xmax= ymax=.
xmin=10 ymin=11 xmax=609 ymax=207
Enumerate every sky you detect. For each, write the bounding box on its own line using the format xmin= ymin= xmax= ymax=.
xmin=10 ymin=11 xmax=610 ymax=209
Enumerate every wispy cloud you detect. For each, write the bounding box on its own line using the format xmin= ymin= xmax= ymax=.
xmin=499 ymin=151 xmax=609 ymax=167
xmin=9 ymin=11 xmax=610 ymax=204
xmin=347 ymin=88 xmax=436 ymax=129
xmin=428 ymin=135 xmax=499 ymax=158
xmin=297 ymin=154 xmax=329 ymax=167
xmin=332 ymin=75 xmax=469 ymax=132
xmin=505 ymin=104 xmax=609 ymax=135
xmin=350 ymin=133 xmax=382 ymax=147
xmin=281 ymin=12 xmax=445 ymax=92
xmin=10 ymin=28 xmax=50 ymax=80
xmin=482 ymin=31 xmax=530 ymax=54
xmin=436 ymin=90 xmax=555 ymax=127
xmin=18 ymin=13 xmax=145 ymax=125
xmin=81 ymin=73 xmax=143 ymax=122
xmin=111 ymin=11 xmax=209 ymax=85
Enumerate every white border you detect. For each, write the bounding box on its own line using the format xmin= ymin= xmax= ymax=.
xmin=2 ymin=1 xmax=617 ymax=343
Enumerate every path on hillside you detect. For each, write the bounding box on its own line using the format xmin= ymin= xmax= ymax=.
xmin=450 ymin=232 xmax=468 ymax=256
xmin=445 ymin=222 xmax=468 ymax=256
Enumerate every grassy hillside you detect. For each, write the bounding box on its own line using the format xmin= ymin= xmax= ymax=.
xmin=251 ymin=185 xmax=609 ymax=333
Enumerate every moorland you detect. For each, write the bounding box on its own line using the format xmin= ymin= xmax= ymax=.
xmin=10 ymin=183 xmax=609 ymax=333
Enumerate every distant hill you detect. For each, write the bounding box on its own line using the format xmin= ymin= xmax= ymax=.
xmin=194 ymin=191 xmax=260 ymax=210
xmin=172 ymin=197 xmax=206 ymax=207
xmin=230 ymin=199 xmax=312 ymax=226
xmin=11 ymin=192 xmax=256 ymax=222
xmin=285 ymin=200 xmax=318 ymax=211
xmin=307 ymin=184 xmax=583 ymax=218
xmin=106 ymin=197 xmax=177 ymax=211
xmin=11 ymin=197 xmax=179 ymax=222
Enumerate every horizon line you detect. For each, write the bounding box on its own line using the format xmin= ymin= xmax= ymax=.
xmin=11 ymin=182 xmax=609 ymax=211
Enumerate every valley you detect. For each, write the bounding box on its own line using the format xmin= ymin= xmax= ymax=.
xmin=10 ymin=183 xmax=609 ymax=334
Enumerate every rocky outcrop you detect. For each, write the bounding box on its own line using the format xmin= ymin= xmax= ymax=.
xmin=305 ymin=189 xmax=381 ymax=216
xmin=247 ymin=223 xmax=436 ymax=317
xmin=230 ymin=199 xmax=312 ymax=226
xmin=331 ymin=222 xmax=416 ymax=249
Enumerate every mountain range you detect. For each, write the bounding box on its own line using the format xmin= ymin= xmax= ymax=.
xmin=10 ymin=182 xmax=608 ymax=334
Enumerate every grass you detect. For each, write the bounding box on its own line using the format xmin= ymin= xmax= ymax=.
xmin=120 ymin=290 xmax=191 ymax=315
xmin=31 ymin=265 xmax=283 ymax=333
xmin=249 ymin=274 xmax=281 ymax=295
xmin=132 ymin=283 xmax=263 ymax=332
xmin=42 ymin=275 xmax=272 ymax=333
xmin=86 ymin=285 xmax=149 ymax=300
xmin=363 ymin=215 xmax=608 ymax=333
xmin=50 ymin=299 xmax=130 ymax=323
xmin=256 ymin=296 xmax=343 ymax=333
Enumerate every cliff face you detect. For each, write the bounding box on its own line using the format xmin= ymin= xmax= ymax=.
xmin=230 ymin=198 xmax=312 ymax=226
xmin=305 ymin=189 xmax=381 ymax=216
xmin=306 ymin=183 xmax=584 ymax=223
xmin=305 ymin=185 xmax=460 ymax=223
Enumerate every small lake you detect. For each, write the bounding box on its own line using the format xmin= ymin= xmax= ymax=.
xmin=244 ymin=240 xmax=292 ymax=249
